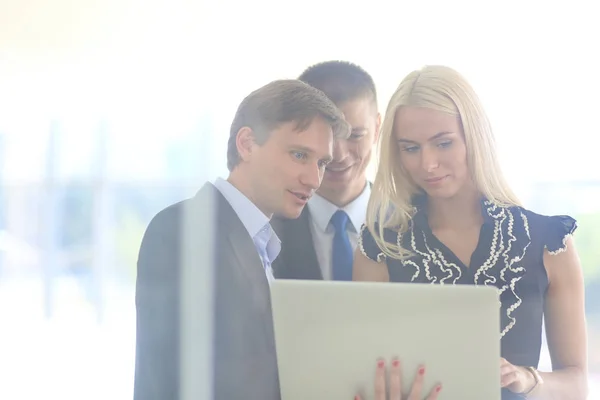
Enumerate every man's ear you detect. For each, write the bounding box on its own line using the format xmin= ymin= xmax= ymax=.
xmin=235 ymin=127 xmax=256 ymax=163
xmin=373 ymin=112 xmax=382 ymax=143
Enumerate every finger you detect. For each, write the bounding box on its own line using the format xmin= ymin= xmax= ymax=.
xmin=500 ymin=364 xmax=514 ymax=376
xmin=500 ymin=371 xmax=518 ymax=387
xmin=354 ymin=388 xmax=366 ymax=400
xmin=500 ymin=362 xmax=516 ymax=387
xmin=374 ymin=359 xmax=386 ymax=400
xmin=408 ymin=365 xmax=426 ymax=400
xmin=389 ymin=358 xmax=402 ymax=400
xmin=425 ymin=383 xmax=443 ymax=400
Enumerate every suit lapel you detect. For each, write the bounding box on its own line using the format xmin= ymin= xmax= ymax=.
xmin=278 ymin=207 xmax=323 ymax=280
xmin=226 ymin=222 xmax=270 ymax=303
xmin=200 ymin=183 xmax=269 ymax=291
xmin=210 ymin=186 xmax=274 ymax=338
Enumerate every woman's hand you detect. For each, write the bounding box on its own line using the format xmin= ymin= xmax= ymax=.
xmin=356 ymin=358 xmax=442 ymax=400
xmin=500 ymin=357 xmax=536 ymax=394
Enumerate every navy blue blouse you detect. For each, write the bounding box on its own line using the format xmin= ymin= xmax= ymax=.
xmin=359 ymin=199 xmax=576 ymax=399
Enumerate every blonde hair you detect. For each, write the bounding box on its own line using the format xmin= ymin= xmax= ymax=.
xmin=367 ymin=65 xmax=520 ymax=260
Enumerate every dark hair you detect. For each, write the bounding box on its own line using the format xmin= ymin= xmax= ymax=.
xmin=298 ymin=60 xmax=377 ymax=107
xmin=227 ymin=79 xmax=350 ymax=171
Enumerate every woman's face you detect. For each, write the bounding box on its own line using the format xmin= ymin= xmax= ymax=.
xmin=393 ymin=106 xmax=471 ymax=200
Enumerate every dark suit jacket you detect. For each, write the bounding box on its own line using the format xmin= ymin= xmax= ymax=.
xmin=272 ymin=207 xmax=323 ymax=280
xmin=134 ymin=182 xmax=280 ymax=400
xmin=273 ymin=183 xmax=372 ymax=281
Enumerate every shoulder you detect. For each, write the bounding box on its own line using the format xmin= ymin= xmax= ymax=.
xmin=141 ymin=183 xmax=223 ymax=248
xmin=136 ymin=200 xmax=189 ymax=283
xmin=358 ymin=222 xmax=400 ymax=263
xmin=515 ymin=207 xmax=577 ymax=255
xmin=143 ymin=200 xmax=187 ymax=239
xmin=137 ymin=185 xmax=224 ymax=272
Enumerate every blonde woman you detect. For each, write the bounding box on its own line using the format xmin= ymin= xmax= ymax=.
xmin=354 ymin=66 xmax=588 ymax=400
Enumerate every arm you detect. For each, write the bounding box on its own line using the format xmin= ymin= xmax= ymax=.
xmin=352 ymin=248 xmax=390 ymax=282
xmin=530 ymin=236 xmax=588 ymax=400
xmin=133 ymin=212 xmax=180 ymax=400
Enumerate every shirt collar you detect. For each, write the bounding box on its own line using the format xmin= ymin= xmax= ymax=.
xmin=214 ymin=178 xmax=281 ymax=246
xmin=307 ymin=183 xmax=371 ymax=232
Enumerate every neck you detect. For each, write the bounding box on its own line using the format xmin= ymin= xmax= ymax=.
xmin=426 ymin=189 xmax=483 ymax=231
xmin=227 ymin=170 xmax=273 ymax=219
xmin=317 ymin=177 xmax=367 ymax=208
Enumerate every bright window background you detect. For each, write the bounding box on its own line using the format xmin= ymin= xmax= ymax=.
xmin=0 ymin=0 xmax=599 ymax=399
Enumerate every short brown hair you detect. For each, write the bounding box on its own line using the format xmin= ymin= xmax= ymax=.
xmin=227 ymin=79 xmax=350 ymax=171
xmin=298 ymin=61 xmax=378 ymax=108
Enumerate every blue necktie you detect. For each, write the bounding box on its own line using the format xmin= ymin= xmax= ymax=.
xmin=331 ymin=210 xmax=353 ymax=281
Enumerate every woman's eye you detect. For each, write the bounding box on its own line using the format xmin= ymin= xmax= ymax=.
xmin=403 ymin=146 xmax=419 ymax=153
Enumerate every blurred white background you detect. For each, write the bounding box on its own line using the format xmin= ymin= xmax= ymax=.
xmin=1 ymin=0 xmax=599 ymax=398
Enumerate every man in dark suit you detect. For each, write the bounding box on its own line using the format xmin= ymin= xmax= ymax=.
xmin=133 ymin=79 xmax=349 ymax=400
xmin=273 ymin=61 xmax=381 ymax=281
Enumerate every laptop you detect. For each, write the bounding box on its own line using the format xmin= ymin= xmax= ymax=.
xmin=270 ymin=279 xmax=501 ymax=400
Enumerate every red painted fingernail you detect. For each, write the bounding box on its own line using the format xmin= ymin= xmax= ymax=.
xmin=419 ymin=366 xmax=425 ymax=375
xmin=377 ymin=359 xmax=385 ymax=368
xmin=435 ymin=385 xmax=442 ymax=393
xmin=392 ymin=359 xmax=400 ymax=367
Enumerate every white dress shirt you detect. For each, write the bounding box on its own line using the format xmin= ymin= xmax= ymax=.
xmin=214 ymin=178 xmax=279 ymax=282
xmin=306 ymin=184 xmax=371 ymax=280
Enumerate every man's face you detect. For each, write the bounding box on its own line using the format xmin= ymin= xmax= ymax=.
xmin=246 ymin=118 xmax=334 ymax=218
xmin=318 ymin=97 xmax=380 ymax=205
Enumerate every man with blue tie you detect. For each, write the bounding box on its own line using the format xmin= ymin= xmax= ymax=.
xmin=273 ymin=61 xmax=381 ymax=281
xmin=133 ymin=79 xmax=349 ymax=400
